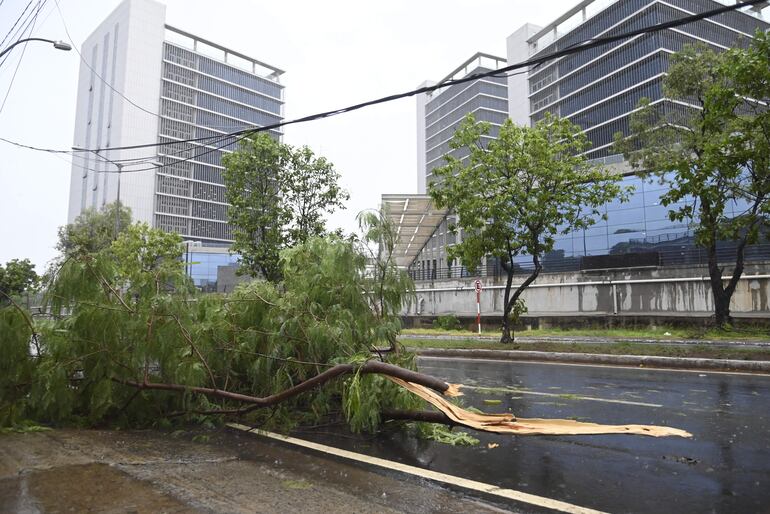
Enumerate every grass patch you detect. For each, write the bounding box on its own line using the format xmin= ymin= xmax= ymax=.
xmin=0 ymin=423 xmax=51 ymax=434
xmin=401 ymin=337 xmax=770 ymax=361
xmin=282 ymin=480 xmax=313 ymax=490
xmin=402 ymin=326 xmax=770 ymax=341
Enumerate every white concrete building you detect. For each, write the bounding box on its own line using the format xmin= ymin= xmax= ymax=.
xmin=67 ymin=0 xmax=284 ymax=246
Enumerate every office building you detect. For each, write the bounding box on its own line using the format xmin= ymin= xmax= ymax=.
xmin=410 ymin=53 xmax=508 ymax=277
xmin=518 ymin=0 xmax=768 ymax=160
xmin=514 ymin=0 xmax=768 ymax=270
xmin=67 ymin=0 xmax=284 ymax=248
xmin=400 ymin=0 xmax=768 ymax=278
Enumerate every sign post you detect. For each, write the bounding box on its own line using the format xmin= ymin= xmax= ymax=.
xmin=474 ymin=279 xmax=482 ymax=334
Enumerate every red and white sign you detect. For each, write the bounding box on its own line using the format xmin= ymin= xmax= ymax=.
xmin=475 ymin=280 xmax=482 ymax=334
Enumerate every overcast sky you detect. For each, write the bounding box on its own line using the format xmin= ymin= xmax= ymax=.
xmin=0 ymin=0 xmax=578 ymax=270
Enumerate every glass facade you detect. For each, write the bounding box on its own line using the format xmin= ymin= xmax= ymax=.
xmin=528 ymin=0 xmax=767 ymax=159
xmin=155 ymin=40 xmax=284 ymax=245
xmin=186 ymin=250 xmax=239 ymax=291
xmin=544 ymin=172 xmax=748 ymax=263
xmin=410 ymin=0 xmax=769 ymax=279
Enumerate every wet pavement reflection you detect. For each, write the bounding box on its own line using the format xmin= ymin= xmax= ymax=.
xmin=300 ymin=358 xmax=770 ymax=514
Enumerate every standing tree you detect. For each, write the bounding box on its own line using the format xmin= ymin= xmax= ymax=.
xmin=356 ymin=209 xmax=415 ymax=351
xmin=617 ymin=34 xmax=770 ymax=327
xmin=223 ymin=134 xmax=348 ymax=282
xmin=0 ymin=258 xmax=39 ymax=304
xmin=284 ymin=145 xmax=349 ymax=246
xmin=56 ymin=202 xmax=132 ymax=257
xmin=223 ymin=134 xmax=288 ymax=282
xmin=431 ymin=114 xmax=627 ymax=343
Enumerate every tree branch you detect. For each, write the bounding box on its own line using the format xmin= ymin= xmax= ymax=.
xmin=112 ymin=361 xmax=450 ymax=414
xmin=0 ymin=289 xmax=37 ymax=338
xmin=171 ymin=314 xmax=218 ymax=390
xmin=86 ymin=263 xmax=134 ymax=313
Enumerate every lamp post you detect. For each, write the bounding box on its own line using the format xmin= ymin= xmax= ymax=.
xmin=112 ymin=159 xmax=163 ymax=237
xmin=72 ymin=146 xmax=162 ymax=237
xmin=0 ymin=38 xmax=71 ymax=60
xmin=114 ymin=162 xmax=124 ymax=237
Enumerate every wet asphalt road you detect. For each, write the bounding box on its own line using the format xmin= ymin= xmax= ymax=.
xmin=304 ymin=358 xmax=770 ymax=514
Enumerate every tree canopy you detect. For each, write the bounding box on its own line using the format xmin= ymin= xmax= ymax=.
xmin=0 ymin=218 xmax=429 ymax=437
xmin=223 ymin=133 xmax=348 ymax=281
xmin=431 ymin=114 xmax=628 ymax=343
xmin=356 ymin=209 xmax=415 ymax=349
xmin=56 ymin=202 xmax=132 ymax=257
xmin=0 ymin=258 xmax=38 ymax=304
xmin=616 ymin=32 xmax=770 ymax=326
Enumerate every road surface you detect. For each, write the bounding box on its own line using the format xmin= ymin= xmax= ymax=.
xmin=304 ymin=357 xmax=770 ymax=513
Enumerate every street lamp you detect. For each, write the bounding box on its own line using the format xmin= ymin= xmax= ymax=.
xmin=0 ymin=38 xmax=72 ymax=60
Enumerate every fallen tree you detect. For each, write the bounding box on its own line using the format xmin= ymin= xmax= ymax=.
xmin=0 ymin=222 xmax=689 ymax=439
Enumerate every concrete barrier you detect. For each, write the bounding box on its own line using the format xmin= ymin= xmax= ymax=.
xmin=413 ymin=347 xmax=770 ymax=372
xmin=406 ymin=262 xmax=770 ymax=325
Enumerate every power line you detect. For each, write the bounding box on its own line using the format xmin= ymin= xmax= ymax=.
xmin=52 ymin=0 xmax=160 ymax=119
xmin=489 ymin=69 xmax=529 ymax=79
xmin=0 ymin=0 xmax=45 ymax=115
xmin=0 ymin=0 xmax=34 ymax=50
xmin=70 ymin=0 xmax=768 ymax=156
xmin=2 ymin=0 xmax=766 ymax=167
xmin=0 ymin=0 xmax=43 ymax=70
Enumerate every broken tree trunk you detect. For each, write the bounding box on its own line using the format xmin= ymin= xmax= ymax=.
xmin=114 ymin=358 xmax=691 ymax=438
xmin=387 ymin=377 xmax=692 ymax=438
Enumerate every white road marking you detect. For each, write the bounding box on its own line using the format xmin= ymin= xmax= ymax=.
xmin=227 ymin=423 xmax=607 ymax=514
xmin=462 ymin=385 xmax=663 ymax=408
xmin=419 ymin=355 xmax=770 ymax=377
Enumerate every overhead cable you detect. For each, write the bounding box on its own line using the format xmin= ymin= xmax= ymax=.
xmin=52 ymin=0 xmax=160 ymax=118
xmin=0 ymin=0 xmax=45 ymax=115
xmin=69 ymin=0 xmax=769 ymax=155
xmin=1 ymin=0 xmax=765 ymax=167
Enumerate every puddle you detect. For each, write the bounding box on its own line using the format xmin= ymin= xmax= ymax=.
xmin=0 ymin=463 xmax=190 ymax=513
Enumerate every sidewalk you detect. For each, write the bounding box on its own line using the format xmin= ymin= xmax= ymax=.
xmin=0 ymin=428 xmax=507 ymax=514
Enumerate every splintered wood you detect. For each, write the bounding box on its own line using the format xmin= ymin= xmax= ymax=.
xmin=387 ymin=377 xmax=692 ymax=438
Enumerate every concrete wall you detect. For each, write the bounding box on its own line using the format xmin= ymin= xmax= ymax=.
xmin=408 ymin=263 xmax=770 ymax=320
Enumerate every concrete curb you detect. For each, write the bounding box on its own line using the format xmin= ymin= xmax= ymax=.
xmin=411 ymin=347 xmax=770 ymax=373
xmin=400 ymin=334 xmax=770 ymax=348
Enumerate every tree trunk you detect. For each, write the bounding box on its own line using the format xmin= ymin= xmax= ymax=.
xmin=501 ymin=254 xmax=541 ymax=344
xmin=709 ymin=236 xmax=749 ymax=328
xmin=500 ymin=261 xmax=515 ymax=344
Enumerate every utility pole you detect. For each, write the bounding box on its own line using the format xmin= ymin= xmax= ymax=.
xmin=115 ymin=163 xmax=123 ymax=238
xmin=71 ymin=146 xmax=162 ymax=238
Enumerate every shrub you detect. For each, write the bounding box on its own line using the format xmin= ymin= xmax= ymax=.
xmin=433 ymin=314 xmax=462 ymax=331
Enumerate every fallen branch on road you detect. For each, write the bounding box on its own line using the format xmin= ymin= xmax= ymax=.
xmin=113 ymin=361 xmax=691 ymax=438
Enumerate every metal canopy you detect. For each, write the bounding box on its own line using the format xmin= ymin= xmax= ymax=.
xmin=381 ymin=194 xmax=447 ymax=268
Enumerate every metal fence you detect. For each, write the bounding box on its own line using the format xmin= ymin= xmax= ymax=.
xmin=407 ymin=243 xmax=770 ymax=281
